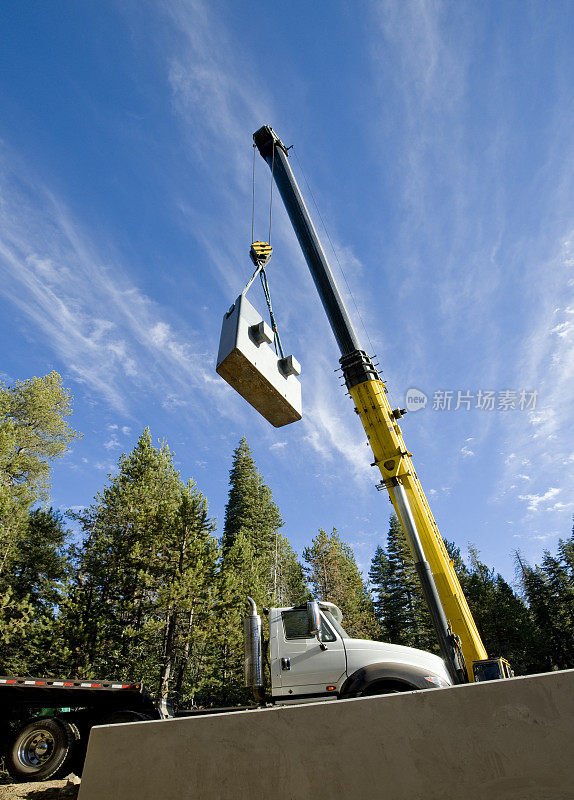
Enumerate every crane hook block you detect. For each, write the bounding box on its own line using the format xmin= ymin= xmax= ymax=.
xmin=250 ymin=241 xmax=273 ymax=268
xmin=216 ymin=294 xmax=302 ymax=427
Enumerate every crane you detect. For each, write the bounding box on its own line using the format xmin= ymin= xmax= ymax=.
xmin=251 ymin=125 xmax=511 ymax=684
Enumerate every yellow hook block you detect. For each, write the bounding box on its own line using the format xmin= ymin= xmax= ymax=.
xmin=250 ymin=241 xmax=273 ymax=267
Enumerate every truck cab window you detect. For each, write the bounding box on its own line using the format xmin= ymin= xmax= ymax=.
xmin=319 ymin=617 xmax=336 ymax=643
xmin=282 ymin=610 xmax=337 ymax=642
xmin=282 ymin=609 xmax=312 ymax=639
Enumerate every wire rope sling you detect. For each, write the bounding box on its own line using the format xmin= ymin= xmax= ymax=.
xmin=215 ymin=144 xmax=302 ymax=427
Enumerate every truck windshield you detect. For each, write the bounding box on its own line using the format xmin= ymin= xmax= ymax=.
xmin=323 ymin=610 xmax=348 ymax=639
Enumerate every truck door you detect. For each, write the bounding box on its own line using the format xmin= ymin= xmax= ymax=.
xmin=277 ymin=608 xmax=346 ymax=695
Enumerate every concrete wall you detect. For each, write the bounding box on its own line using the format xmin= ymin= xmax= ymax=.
xmin=79 ymin=670 xmax=574 ymax=800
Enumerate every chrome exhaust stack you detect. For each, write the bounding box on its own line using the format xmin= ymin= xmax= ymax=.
xmin=244 ymin=597 xmax=265 ymax=703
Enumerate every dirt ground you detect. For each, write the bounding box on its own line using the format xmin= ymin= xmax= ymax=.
xmin=0 ymin=775 xmax=80 ymax=800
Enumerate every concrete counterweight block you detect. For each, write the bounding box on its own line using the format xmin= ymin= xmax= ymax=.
xmin=216 ymin=295 xmax=302 ymax=427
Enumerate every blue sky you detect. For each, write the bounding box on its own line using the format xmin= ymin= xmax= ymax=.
xmin=1 ymin=0 xmax=573 ymax=584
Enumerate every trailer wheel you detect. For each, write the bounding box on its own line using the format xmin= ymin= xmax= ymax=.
xmin=5 ymin=717 xmax=79 ymax=782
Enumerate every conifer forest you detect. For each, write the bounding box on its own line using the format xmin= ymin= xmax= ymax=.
xmin=1 ymin=373 xmax=573 ymax=708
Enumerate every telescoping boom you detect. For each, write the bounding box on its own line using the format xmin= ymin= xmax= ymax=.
xmin=252 ymin=125 xmax=509 ymax=684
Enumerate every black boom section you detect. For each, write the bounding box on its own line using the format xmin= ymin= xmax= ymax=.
xmin=253 ymin=125 xmax=362 ymax=359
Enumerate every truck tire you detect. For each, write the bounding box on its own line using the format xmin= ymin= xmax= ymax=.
xmin=5 ymin=717 xmax=79 ymax=782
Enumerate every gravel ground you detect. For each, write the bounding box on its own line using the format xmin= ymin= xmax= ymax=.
xmin=0 ymin=776 xmax=80 ymax=800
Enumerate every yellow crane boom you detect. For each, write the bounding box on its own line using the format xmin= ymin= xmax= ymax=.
xmin=252 ymin=125 xmax=509 ymax=683
xmin=349 ymin=375 xmax=487 ymax=679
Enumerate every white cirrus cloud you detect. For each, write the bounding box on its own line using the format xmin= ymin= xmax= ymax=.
xmin=0 ymin=149 xmax=232 ymax=420
xmin=518 ymin=487 xmax=560 ymax=513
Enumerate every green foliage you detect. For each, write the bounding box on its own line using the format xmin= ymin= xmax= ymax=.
xmin=220 ymin=438 xmax=307 ymax=605
xmin=61 ymin=429 xmax=219 ymax=702
xmin=207 ymin=437 xmax=307 ymax=705
xmin=3 ymin=374 xmax=572 ymax=703
xmin=517 ymin=527 xmax=574 ymax=672
xmin=207 ymin=531 xmax=262 ymax=706
xmin=273 ymin=532 xmax=309 ymax=607
xmin=10 ymin=508 xmax=71 ymax=612
xmin=369 ymin=515 xmax=436 ymax=651
xmin=304 ymin=527 xmax=376 ymax=639
xmin=0 ymin=372 xmax=79 ymax=676
xmin=0 ymin=509 xmax=72 ymax=675
xmin=222 ymin=437 xmax=282 ymax=556
xmin=370 ymin=516 xmax=552 ymax=674
xmin=462 ymin=547 xmax=540 ymax=675
xmin=0 ymin=372 xmax=79 ymax=507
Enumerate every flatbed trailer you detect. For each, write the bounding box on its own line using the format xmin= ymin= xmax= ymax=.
xmin=0 ymin=674 xmax=160 ymax=782
xmin=0 ymin=674 xmax=261 ymax=783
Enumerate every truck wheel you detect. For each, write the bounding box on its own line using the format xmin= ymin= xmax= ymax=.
xmin=5 ymin=717 xmax=79 ymax=782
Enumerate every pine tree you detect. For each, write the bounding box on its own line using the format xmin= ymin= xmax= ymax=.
xmin=463 ymin=547 xmax=539 ymax=675
xmin=62 ymin=429 xmax=218 ymax=701
xmin=443 ymin=539 xmax=469 ymax=586
xmin=370 ymin=520 xmax=543 ymax=671
xmin=369 ymin=544 xmax=404 ymax=643
xmin=369 ymin=515 xmax=436 ymax=651
xmin=558 ymin=521 xmax=574 ymax=577
xmin=222 ymin=437 xmax=281 ymax=556
xmin=516 ymin=556 xmax=556 ymax=672
xmin=0 ymin=372 xmax=79 ymax=508
xmin=63 ymin=428 xmax=181 ymax=678
xmin=273 ymin=532 xmax=309 ymax=607
xmin=0 ymin=373 xmax=78 ymax=675
xmin=517 ymin=528 xmax=574 ymax=672
xmin=0 ymin=372 xmax=78 ymax=584
xmin=9 ymin=509 xmax=70 ymax=611
xmin=369 ymin=545 xmax=392 ymax=639
xmin=206 ymin=437 xmax=307 ymax=705
xmin=304 ymin=527 xmax=376 ymax=639
xmin=220 ymin=437 xmax=307 ymax=604
xmin=207 ymin=531 xmax=264 ymax=706
xmin=0 ymin=508 xmax=73 ymax=675
xmin=155 ymin=480 xmax=219 ymax=703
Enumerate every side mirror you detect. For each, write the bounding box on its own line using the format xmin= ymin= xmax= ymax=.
xmin=307 ymin=600 xmax=321 ymax=636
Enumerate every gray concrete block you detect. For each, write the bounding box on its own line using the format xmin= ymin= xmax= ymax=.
xmin=216 ymin=295 xmax=302 ymax=428
xmin=79 ymin=670 xmax=574 ymax=800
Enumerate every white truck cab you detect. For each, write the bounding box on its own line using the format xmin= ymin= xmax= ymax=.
xmin=245 ymin=598 xmax=451 ymax=703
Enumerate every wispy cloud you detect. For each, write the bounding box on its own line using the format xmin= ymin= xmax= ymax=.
xmin=300 ymin=359 xmax=372 ymax=487
xmin=157 ymin=0 xmax=379 ymax=484
xmin=502 ymin=235 xmax=574 ymax=531
xmin=163 ymin=0 xmax=275 ymax=298
xmin=366 ymin=0 xmax=574 ymax=555
xmin=269 ymin=441 xmax=287 ymax=451
xmin=104 ymin=435 xmax=121 ymax=451
xmin=518 ymin=487 xmax=560 ymax=513
xmin=161 ymin=394 xmax=189 ymax=411
xmin=513 ymin=531 xmax=560 ymax=542
xmin=0 ymin=150 xmax=230 ymax=417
